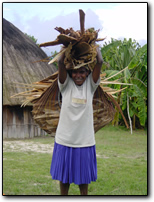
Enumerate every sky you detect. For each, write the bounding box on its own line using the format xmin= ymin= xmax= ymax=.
xmin=3 ymin=2 xmax=147 ymax=56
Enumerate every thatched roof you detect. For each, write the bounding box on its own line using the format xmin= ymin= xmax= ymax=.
xmin=3 ymin=18 xmax=57 ymax=106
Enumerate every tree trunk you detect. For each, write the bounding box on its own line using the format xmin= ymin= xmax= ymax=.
xmin=133 ymin=114 xmax=136 ymax=130
xmin=127 ymin=93 xmax=132 ymax=134
xmin=112 ymin=107 xmax=119 ymax=126
xmin=112 ymin=86 xmax=122 ymax=126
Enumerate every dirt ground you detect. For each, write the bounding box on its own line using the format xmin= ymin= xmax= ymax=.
xmin=3 ymin=140 xmax=54 ymax=154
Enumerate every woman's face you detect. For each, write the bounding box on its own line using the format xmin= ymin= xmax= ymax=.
xmin=71 ymin=67 xmax=89 ymax=86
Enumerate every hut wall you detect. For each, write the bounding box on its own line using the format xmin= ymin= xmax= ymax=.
xmin=3 ymin=105 xmax=47 ymax=139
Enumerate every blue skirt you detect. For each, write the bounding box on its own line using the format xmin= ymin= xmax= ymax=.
xmin=50 ymin=142 xmax=97 ymax=185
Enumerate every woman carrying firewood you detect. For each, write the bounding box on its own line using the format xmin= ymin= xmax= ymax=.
xmin=10 ymin=9 xmax=129 ymax=195
xmin=50 ymin=46 xmax=103 ymax=195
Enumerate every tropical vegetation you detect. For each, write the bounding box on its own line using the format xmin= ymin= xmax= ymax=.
xmin=101 ymin=38 xmax=147 ymax=131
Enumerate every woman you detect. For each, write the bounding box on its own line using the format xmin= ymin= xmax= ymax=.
xmin=50 ymin=47 xmax=103 ymax=195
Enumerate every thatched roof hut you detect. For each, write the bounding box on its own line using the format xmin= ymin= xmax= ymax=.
xmin=3 ymin=18 xmax=57 ymax=139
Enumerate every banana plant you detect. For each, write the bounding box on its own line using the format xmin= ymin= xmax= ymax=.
xmin=101 ymin=38 xmax=147 ymax=129
xmin=126 ymin=44 xmax=147 ymax=128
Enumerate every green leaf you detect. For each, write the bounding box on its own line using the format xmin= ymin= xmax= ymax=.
xmin=128 ymin=44 xmax=147 ymax=69
xmin=124 ymin=67 xmax=131 ymax=82
xmin=131 ymin=78 xmax=147 ymax=96
xmin=133 ymin=85 xmax=147 ymax=126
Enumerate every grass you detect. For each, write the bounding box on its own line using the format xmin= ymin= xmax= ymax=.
xmin=3 ymin=125 xmax=147 ymax=195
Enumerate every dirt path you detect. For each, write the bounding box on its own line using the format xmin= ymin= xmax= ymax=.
xmin=3 ymin=141 xmax=54 ymax=154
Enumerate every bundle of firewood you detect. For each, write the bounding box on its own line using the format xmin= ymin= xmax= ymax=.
xmin=39 ymin=10 xmax=105 ymax=71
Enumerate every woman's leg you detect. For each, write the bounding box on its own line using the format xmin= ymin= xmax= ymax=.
xmin=79 ymin=184 xmax=88 ymax=195
xmin=60 ymin=181 xmax=70 ymax=195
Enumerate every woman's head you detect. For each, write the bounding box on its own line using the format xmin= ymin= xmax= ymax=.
xmin=70 ymin=66 xmax=89 ymax=86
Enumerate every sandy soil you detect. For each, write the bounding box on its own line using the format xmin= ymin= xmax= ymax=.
xmin=3 ymin=140 xmax=54 ymax=154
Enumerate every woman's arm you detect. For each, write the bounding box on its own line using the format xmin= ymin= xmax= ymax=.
xmin=58 ymin=50 xmax=67 ymax=84
xmin=92 ymin=47 xmax=103 ymax=83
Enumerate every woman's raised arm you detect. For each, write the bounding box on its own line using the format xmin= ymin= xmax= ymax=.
xmin=58 ymin=50 xmax=67 ymax=84
xmin=92 ymin=47 xmax=103 ymax=83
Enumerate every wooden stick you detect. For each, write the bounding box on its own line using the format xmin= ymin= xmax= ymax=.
xmin=79 ymin=9 xmax=85 ymax=35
